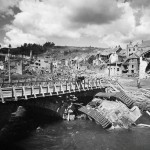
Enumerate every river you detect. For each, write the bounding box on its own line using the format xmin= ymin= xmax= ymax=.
xmin=4 ymin=113 xmax=149 ymax=150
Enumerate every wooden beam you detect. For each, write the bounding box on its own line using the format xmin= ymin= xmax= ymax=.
xmin=22 ymin=86 xmax=27 ymax=100
xmin=81 ymin=81 xmax=85 ymax=91
xmin=75 ymin=82 xmax=80 ymax=91
xmin=88 ymin=80 xmax=92 ymax=89
xmin=84 ymin=79 xmax=86 ymax=89
xmin=0 ymin=86 xmax=4 ymax=103
xmin=32 ymin=86 xmax=37 ymax=98
xmin=60 ymin=84 xmax=64 ymax=93
xmin=47 ymin=84 xmax=52 ymax=95
xmin=93 ymin=80 xmax=97 ymax=88
xmin=53 ymin=84 xmax=58 ymax=95
xmin=96 ymin=79 xmax=98 ymax=87
xmin=70 ymin=82 xmax=75 ymax=92
xmin=100 ymin=79 xmax=104 ymax=88
xmin=40 ymin=85 xmax=45 ymax=97
xmin=85 ymin=79 xmax=89 ymax=90
xmin=66 ymin=81 xmax=68 ymax=91
xmin=12 ymin=86 xmax=17 ymax=101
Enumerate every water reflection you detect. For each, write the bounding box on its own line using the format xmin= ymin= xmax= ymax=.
xmin=1 ymin=111 xmax=150 ymax=150
xmin=14 ymin=118 xmax=150 ymax=150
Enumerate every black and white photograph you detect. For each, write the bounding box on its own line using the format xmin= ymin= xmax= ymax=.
xmin=0 ymin=0 xmax=150 ymax=150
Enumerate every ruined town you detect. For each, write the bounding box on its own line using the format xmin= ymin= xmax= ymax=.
xmin=0 ymin=40 xmax=150 ymax=82
xmin=0 ymin=40 xmax=150 ymax=144
xmin=1 ymin=0 xmax=150 ymax=150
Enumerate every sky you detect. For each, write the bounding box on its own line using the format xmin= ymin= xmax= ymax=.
xmin=0 ymin=0 xmax=150 ymax=48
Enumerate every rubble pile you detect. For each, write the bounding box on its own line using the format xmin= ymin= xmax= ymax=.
xmin=108 ymin=77 xmax=150 ymax=112
xmin=78 ymin=91 xmax=142 ymax=129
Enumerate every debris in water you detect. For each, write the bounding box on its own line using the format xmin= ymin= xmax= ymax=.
xmin=79 ymin=91 xmax=142 ymax=129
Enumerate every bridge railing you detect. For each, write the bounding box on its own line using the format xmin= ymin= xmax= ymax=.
xmin=0 ymin=78 xmax=105 ymax=103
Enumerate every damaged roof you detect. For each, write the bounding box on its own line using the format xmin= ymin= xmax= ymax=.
xmin=100 ymin=47 xmax=122 ymax=56
xmin=135 ymin=48 xmax=150 ymax=57
xmin=123 ymin=53 xmax=139 ymax=64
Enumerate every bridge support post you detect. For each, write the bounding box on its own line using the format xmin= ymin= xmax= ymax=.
xmin=94 ymin=79 xmax=97 ymax=89
xmin=70 ymin=82 xmax=75 ymax=92
xmin=66 ymin=81 xmax=69 ymax=93
xmin=0 ymin=86 xmax=4 ymax=103
xmin=96 ymin=79 xmax=98 ymax=88
xmin=81 ymin=81 xmax=85 ymax=91
xmin=87 ymin=79 xmax=90 ymax=90
xmin=32 ymin=86 xmax=37 ymax=98
xmin=100 ymin=79 xmax=104 ymax=88
xmin=22 ymin=86 xmax=27 ymax=100
xmin=88 ymin=80 xmax=92 ymax=90
xmin=60 ymin=84 xmax=64 ymax=94
xmin=47 ymin=84 xmax=52 ymax=96
xmin=53 ymin=84 xmax=58 ymax=95
xmin=40 ymin=85 xmax=44 ymax=97
xmin=12 ymin=86 xmax=17 ymax=101
xmin=75 ymin=82 xmax=80 ymax=91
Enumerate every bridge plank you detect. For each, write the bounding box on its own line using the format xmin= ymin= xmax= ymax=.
xmin=0 ymin=78 xmax=107 ymax=102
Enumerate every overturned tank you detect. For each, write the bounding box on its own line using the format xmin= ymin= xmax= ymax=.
xmin=79 ymin=91 xmax=142 ymax=129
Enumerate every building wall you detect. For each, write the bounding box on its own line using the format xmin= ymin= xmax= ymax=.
xmin=139 ymin=57 xmax=148 ymax=79
xmin=105 ymin=64 xmax=122 ymax=76
xmin=127 ymin=45 xmax=138 ymax=56
xmin=93 ymin=59 xmax=100 ymax=66
xmin=0 ymin=61 xmax=4 ymax=70
xmin=128 ymin=59 xmax=138 ymax=74
xmin=33 ymin=57 xmax=52 ymax=69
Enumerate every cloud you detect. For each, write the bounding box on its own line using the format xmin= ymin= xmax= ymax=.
xmin=77 ymin=3 xmax=135 ymax=47
xmin=3 ymin=0 xmax=150 ymax=48
xmin=4 ymin=26 xmax=46 ymax=46
xmin=4 ymin=0 xmax=82 ymax=47
xmin=122 ymin=1 xmax=150 ymax=42
xmin=69 ymin=0 xmax=123 ymax=26
xmin=125 ymin=0 xmax=150 ymax=27
xmin=0 ymin=0 xmax=21 ymax=16
xmin=129 ymin=0 xmax=150 ymax=9
xmin=3 ymin=0 xmax=125 ymax=47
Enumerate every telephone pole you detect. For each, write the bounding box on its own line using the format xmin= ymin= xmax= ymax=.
xmin=8 ymin=44 xmax=11 ymax=83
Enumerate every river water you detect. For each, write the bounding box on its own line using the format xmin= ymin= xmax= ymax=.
xmin=9 ymin=114 xmax=150 ymax=150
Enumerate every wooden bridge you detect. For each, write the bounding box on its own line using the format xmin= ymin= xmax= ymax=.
xmin=0 ymin=78 xmax=110 ymax=103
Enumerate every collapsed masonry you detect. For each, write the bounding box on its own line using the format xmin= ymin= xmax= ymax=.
xmin=79 ymin=91 xmax=142 ymax=129
xmin=78 ymin=78 xmax=150 ymax=130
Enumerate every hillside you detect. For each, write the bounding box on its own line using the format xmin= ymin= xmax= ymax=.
xmin=43 ymin=46 xmax=105 ymax=60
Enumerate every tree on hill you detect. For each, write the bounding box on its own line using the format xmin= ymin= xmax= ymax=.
xmin=43 ymin=42 xmax=55 ymax=48
xmin=0 ymin=41 xmax=55 ymax=56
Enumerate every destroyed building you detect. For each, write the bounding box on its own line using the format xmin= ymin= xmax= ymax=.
xmin=123 ymin=40 xmax=150 ymax=77
xmin=98 ymin=47 xmax=126 ymax=76
xmin=127 ymin=42 xmax=138 ymax=56
xmin=122 ymin=53 xmax=139 ymax=76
